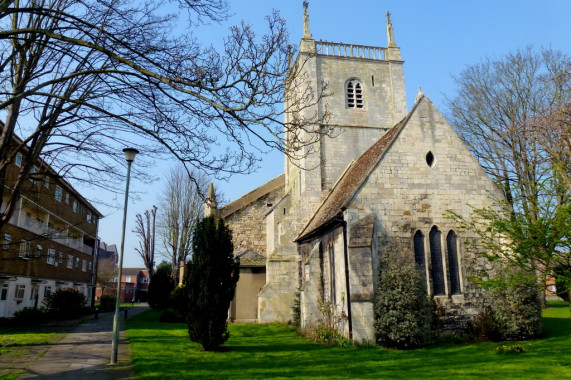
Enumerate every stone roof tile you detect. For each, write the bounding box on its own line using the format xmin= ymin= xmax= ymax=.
xmin=296 ymin=96 xmax=425 ymax=241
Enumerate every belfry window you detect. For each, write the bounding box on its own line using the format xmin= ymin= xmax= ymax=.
xmin=346 ymin=80 xmax=364 ymax=108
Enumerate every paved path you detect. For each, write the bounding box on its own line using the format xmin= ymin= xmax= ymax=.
xmin=20 ymin=304 xmax=150 ymax=379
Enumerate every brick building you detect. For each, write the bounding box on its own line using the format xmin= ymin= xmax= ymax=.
xmin=0 ymin=136 xmax=101 ymax=318
xmin=96 ymin=268 xmax=149 ymax=303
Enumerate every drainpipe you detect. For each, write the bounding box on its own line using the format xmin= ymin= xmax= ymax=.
xmin=341 ymin=219 xmax=353 ymax=339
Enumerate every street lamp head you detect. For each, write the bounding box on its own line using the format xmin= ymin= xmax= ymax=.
xmin=122 ymin=148 xmax=139 ymax=162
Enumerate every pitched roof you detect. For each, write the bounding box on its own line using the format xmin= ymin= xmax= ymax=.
xmin=295 ymin=96 xmax=424 ymax=242
xmin=236 ymin=249 xmax=266 ymax=266
xmin=122 ymin=268 xmax=147 ymax=276
xmin=221 ymin=174 xmax=285 ymax=218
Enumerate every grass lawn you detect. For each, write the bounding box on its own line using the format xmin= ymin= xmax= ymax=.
xmin=127 ymin=301 xmax=571 ymax=379
xmin=0 ymin=325 xmax=67 ymax=380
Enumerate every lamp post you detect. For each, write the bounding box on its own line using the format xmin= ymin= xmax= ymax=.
xmin=111 ymin=147 xmax=139 ymax=364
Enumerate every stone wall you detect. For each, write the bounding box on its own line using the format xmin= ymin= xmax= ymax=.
xmin=223 ymin=180 xmax=284 ymax=257
xmin=345 ymin=96 xmax=503 ymax=335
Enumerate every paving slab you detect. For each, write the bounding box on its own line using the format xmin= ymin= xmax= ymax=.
xmin=19 ymin=304 xmax=149 ymax=379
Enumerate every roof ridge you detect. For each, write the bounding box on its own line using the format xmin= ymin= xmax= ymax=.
xmin=295 ymin=96 xmax=425 ymax=241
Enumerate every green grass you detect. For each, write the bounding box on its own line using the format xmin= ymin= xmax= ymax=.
xmin=0 ymin=325 xmax=67 ymax=378
xmin=0 ymin=327 xmax=65 ymax=355
xmin=127 ymin=302 xmax=571 ymax=379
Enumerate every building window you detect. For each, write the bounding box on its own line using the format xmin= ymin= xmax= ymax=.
xmin=112 ymin=277 xmax=118 ymax=283
xmin=426 ymin=151 xmax=435 ymax=167
xmin=44 ymin=176 xmax=50 ymax=189
xmin=328 ymin=244 xmax=336 ymax=304
xmin=55 ymin=186 xmax=63 ymax=202
xmin=35 ymin=244 xmax=42 ymax=257
xmin=44 ymin=286 xmax=52 ymax=297
xmin=47 ymin=249 xmax=56 ymax=265
xmin=447 ymin=231 xmax=461 ymax=295
xmin=88 ymin=261 xmax=92 ymax=271
xmin=65 ymin=193 xmax=70 ymax=204
xmin=82 ymin=259 xmax=87 ymax=272
xmin=87 ymin=213 xmax=91 ymax=223
xmin=126 ymin=276 xmax=132 ymax=283
xmin=14 ymin=284 xmax=26 ymax=300
xmin=140 ymin=277 xmax=148 ymax=284
xmin=30 ymin=166 xmax=39 ymax=184
xmin=76 ymin=257 xmax=80 ymax=268
xmin=413 ymin=230 xmax=426 ymax=277
xmin=429 ymin=226 xmax=445 ymax=296
xmin=15 ymin=153 xmax=23 ymax=167
xmin=30 ymin=286 xmax=38 ymax=300
xmin=73 ymin=201 xmax=78 ymax=213
xmin=3 ymin=234 xmax=11 ymax=250
xmin=346 ymin=80 xmax=364 ymax=108
xmin=67 ymin=255 xmax=73 ymax=269
xmin=19 ymin=240 xmax=30 ymax=259
xmin=59 ymin=252 xmax=64 ymax=263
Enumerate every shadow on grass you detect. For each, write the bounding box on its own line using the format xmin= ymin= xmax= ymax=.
xmin=127 ymin=305 xmax=571 ymax=379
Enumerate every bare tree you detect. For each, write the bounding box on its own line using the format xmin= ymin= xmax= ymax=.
xmin=0 ymin=0 xmax=329 ymax=229
xmin=96 ymin=257 xmax=117 ymax=288
xmin=134 ymin=205 xmax=157 ymax=279
xmin=158 ymin=166 xmax=207 ymax=281
xmin=446 ymin=47 xmax=571 ymax=299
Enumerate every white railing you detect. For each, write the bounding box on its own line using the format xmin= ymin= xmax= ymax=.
xmin=315 ymin=41 xmax=386 ymax=60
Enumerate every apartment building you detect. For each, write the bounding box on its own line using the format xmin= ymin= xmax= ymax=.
xmin=0 ymin=144 xmax=102 ymax=318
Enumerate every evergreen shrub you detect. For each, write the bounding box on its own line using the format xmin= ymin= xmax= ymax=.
xmin=99 ymin=295 xmax=116 ymax=312
xmin=374 ymin=256 xmax=432 ymax=349
xmin=487 ymin=267 xmax=542 ymax=341
xmin=169 ymin=285 xmax=188 ymax=316
xmin=148 ymin=265 xmax=175 ymax=310
xmin=186 ymin=216 xmax=239 ymax=350
xmin=13 ymin=307 xmax=49 ymax=325
xmin=42 ymin=289 xmax=88 ymax=319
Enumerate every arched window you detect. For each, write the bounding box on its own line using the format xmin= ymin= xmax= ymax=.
xmin=328 ymin=244 xmax=336 ymax=304
xmin=429 ymin=226 xmax=445 ymax=296
xmin=447 ymin=231 xmax=461 ymax=295
xmin=346 ymin=80 xmax=364 ymax=108
xmin=413 ymin=230 xmax=426 ymax=277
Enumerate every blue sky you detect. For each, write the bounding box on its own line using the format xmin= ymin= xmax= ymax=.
xmin=96 ymin=0 xmax=571 ymax=267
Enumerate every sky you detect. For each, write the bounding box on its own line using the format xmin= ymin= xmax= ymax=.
xmin=93 ymin=0 xmax=571 ymax=268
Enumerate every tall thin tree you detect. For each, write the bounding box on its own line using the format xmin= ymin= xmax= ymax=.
xmin=158 ymin=166 xmax=207 ymax=281
xmin=134 ymin=205 xmax=157 ymax=279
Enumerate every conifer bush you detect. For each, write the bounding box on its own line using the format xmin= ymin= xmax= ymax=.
xmin=43 ymin=288 xmax=88 ymax=319
xmin=99 ymin=295 xmax=116 ymax=312
xmin=375 ymin=257 xmax=432 ymax=349
xmin=148 ymin=264 xmax=175 ymax=310
xmin=185 ymin=216 xmax=239 ymax=351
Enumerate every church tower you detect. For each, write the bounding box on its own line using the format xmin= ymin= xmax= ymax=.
xmin=259 ymin=3 xmax=408 ymax=322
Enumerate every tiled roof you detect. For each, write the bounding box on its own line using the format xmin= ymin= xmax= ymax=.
xmin=296 ymin=96 xmax=424 ymax=241
xmin=236 ymin=249 xmax=266 ymax=266
xmin=122 ymin=268 xmax=147 ymax=276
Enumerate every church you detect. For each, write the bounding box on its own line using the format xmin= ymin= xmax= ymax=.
xmin=221 ymin=4 xmax=502 ymax=343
